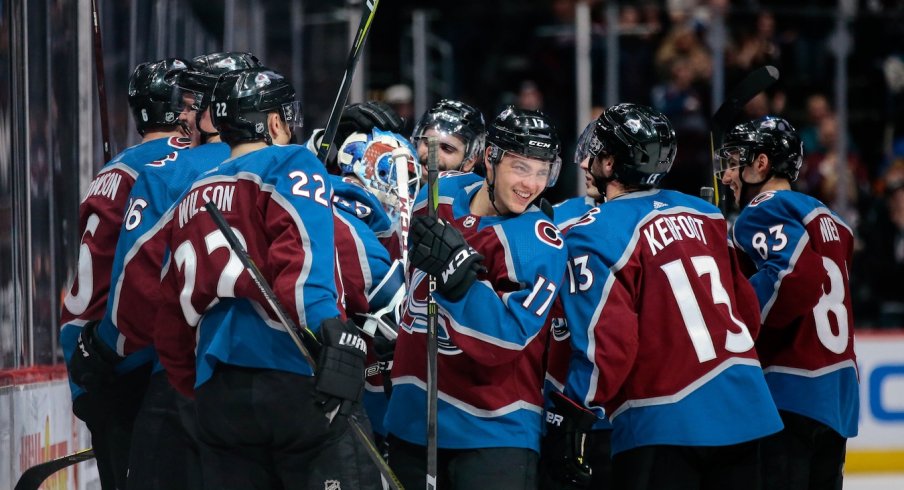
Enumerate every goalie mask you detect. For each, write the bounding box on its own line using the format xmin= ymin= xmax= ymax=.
xmin=338 ymin=129 xmax=422 ymax=219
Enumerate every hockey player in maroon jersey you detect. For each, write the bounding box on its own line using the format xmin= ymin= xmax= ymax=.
xmin=559 ymin=104 xmax=783 ymax=490
xmin=718 ymin=116 xmax=858 ymax=490
xmin=152 ymin=67 xmax=381 ymax=489
xmin=99 ymin=52 xmax=262 ymax=490
xmin=59 ymin=58 xmax=192 ymax=490
xmin=384 ymin=106 xmax=568 ymax=489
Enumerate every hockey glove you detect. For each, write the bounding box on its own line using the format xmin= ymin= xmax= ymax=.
xmin=68 ymin=321 xmax=123 ymax=392
xmin=410 ymin=215 xmax=486 ymax=301
xmin=315 ymin=318 xmax=368 ymax=414
xmin=336 ymin=101 xmax=406 ymax=149
xmin=540 ymin=392 xmax=597 ymax=489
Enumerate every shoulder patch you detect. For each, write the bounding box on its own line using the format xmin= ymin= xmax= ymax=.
xmin=749 ymin=191 xmax=775 ymax=207
xmin=535 ymin=220 xmax=564 ymax=249
xmin=168 ymin=136 xmax=192 ymax=149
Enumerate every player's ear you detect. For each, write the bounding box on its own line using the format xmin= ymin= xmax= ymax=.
xmin=754 ymin=153 xmax=771 ymax=177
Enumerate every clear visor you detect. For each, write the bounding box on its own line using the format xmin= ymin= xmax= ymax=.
xmin=574 ymin=123 xmax=598 ymax=163
xmin=500 ymin=149 xmax=562 ymax=188
xmin=413 ymin=118 xmax=483 ymax=163
xmin=280 ymin=101 xmax=303 ymax=129
xmin=171 ymin=88 xmax=202 ymax=113
xmin=715 ymin=145 xmax=750 ymax=177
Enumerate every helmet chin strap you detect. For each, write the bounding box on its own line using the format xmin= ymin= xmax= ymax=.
xmin=196 ymin=110 xmax=219 ymax=144
xmin=737 ymin=166 xmax=772 ymax=207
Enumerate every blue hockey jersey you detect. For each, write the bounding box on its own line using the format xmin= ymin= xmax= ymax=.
xmin=153 ymin=144 xmax=340 ymax=397
xmin=560 ymin=189 xmax=782 ymax=455
xmin=60 ymin=136 xmax=192 ymax=400
xmin=329 ymin=175 xmax=405 ymax=437
xmin=97 ymin=143 xmax=230 ymax=371
xmin=385 ymin=173 xmax=568 ymax=452
xmin=732 ymin=189 xmax=859 ymax=438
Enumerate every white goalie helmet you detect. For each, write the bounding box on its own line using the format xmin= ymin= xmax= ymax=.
xmin=338 ymin=128 xmax=422 ymax=217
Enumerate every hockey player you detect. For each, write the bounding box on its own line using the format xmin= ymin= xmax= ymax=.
xmin=94 ymin=52 xmax=261 ymax=490
xmin=59 ymin=58 xmax=191 ymax=490
xmin=717 ymin=116 xmax=858 ymax=490
xmin=559 ymin=103 xmax=783 ymax=490
xmin=540 ymin=119 xmax=613 ymax=490
xmin=331 ymin=128 xmax=415 ymax=443
xmin=410 ymin=99 xmax=486 ymax=173
xmin=152 ymin=67 xmax=380 ymax=489
xmin=384 ymin=106 xmax=568 ymax=489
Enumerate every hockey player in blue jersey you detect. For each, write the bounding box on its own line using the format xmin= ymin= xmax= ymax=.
xmin=411 ymin=99 xmax=486 ymax=173
xmin=95 ymin=52 xmax=261 ymax=490
xmin=385 ymin=106 xmax=568 ymax=489
xmin=540 ymin=118 xmax=613 ymax=490
xmin=152 ymin=67 xmax=381 ymax=489
xmin=717 ymin=116 xmax=858 ymax=490
xmin=559 ymin=103 xmax=783 ymax=490
xmin=331 ymin=128 xmax=416 ymax=444
xmin=59 ymin=58 xmax=192 ymax=490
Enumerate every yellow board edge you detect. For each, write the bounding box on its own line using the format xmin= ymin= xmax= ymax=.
xmin=846 ymin=450 xmax=904 ymax=473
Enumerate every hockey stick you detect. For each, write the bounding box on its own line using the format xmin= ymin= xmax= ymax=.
xmin=203 ymin=201 xmax=404 ymax=490
xmin=425 ymin=138 xmax=439 ymax=490
xmin=91 ymin=0 xmax=112 ymax=163
xmin=393 ymin=146 xmax=412 ymax=285
xmin=15 ymin=448 xmax=95 ymax=490
xmin=709 ymin=65 xmax=780 ymax=207
xmin=205 ymin=201 xmax=319 ymax=367
xmin=316 ymin=0 xmax=380 ymax=166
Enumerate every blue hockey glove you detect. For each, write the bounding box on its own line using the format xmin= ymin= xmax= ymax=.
xmin=68 ymin=321 xmax=123 ymax=392
xmin=410 ymin=215 xmax=486 ymax=301
xmin=540 ymin=392 xmax=597 ymax=489
xmin=315 ymin=318 xmax=367 ymax=414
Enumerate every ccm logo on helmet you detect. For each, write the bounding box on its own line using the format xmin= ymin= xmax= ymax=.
xmin=536 ymin=221 xmax=564 ymax=249
xmin=528 ymin=140 xmax=551 ymax=148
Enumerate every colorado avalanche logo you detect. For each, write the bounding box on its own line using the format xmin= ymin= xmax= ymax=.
xmin=749 ymin=191 xmax=775 ymax=207
xmin=254 ymin=72 xmax=271 ymax=87
xmin=535 ymin=220 xmax=564 ymax=249
xmin=215 ymin=57 xmax=237 ymax=71
xmin=462 ymin=216 xmax=477 ymax=228
xmin=551 ymin=317 xmax=569 ymax=341
xmin=625 ymin=117 xmax=643 ymax=134
xmin=172 ymin=60 xmax=187 ymax=69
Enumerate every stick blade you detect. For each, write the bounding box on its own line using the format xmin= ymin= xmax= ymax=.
xmin=15 ymin=448 xmax=95 ymax=490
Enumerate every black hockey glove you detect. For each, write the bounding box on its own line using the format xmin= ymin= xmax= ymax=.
xmin=410 ymin=215 xmax=486 ymax=301
xmin=68 ymin=321 xmax=123 ymax=392
xmin=540 ymin=392 xmax=597 ymax=490
xmin=315 ymin=318 xmax=368 ymax=414
xmin=337 ymin=101 xmax=405 ymax=144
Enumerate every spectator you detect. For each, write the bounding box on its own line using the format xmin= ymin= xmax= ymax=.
xmin=384 ymin=83 xmax=415 ymax=136
xmin=854 ymin=162 xmax=904 ymax=327
xmin=799 ymin=93 xmax=833 ymax=154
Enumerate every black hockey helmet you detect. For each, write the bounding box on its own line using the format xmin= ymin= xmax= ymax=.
xmin=128 ymin=58 xmax=190 ymax=135
xmin=412 ymin=99 xmax=487 ymax=165
xmin=587 ymin=103 xmax=677 ymax=188
xmin=211 ymin=67 xmax=301 ymax=146
xmin=717 ymin=116 xmax=803 ymax=182
xmin=179 ymin=52 xmax=262 ymax=112
xmin=486 ymin=106 xmax=561 ymax=186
